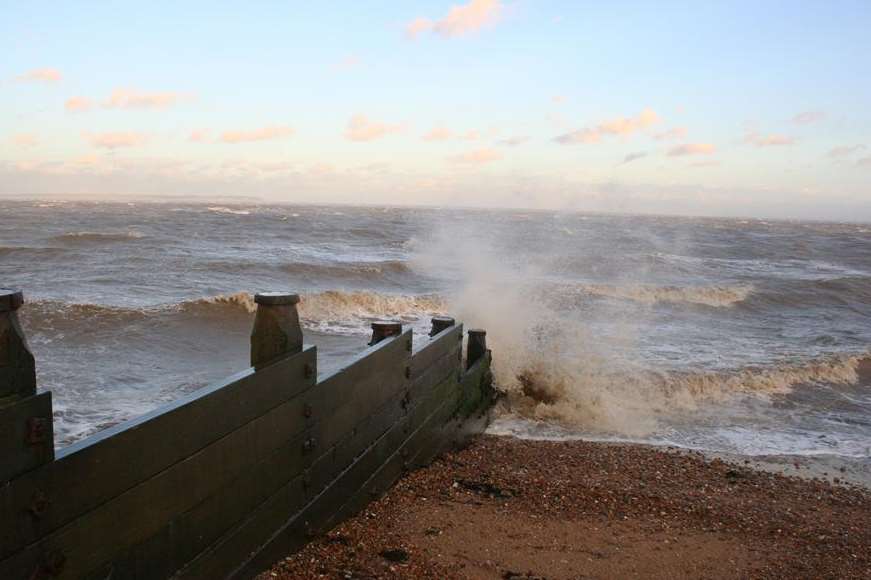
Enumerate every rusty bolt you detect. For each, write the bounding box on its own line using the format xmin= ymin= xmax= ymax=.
xmin=303 ymin=363 xmax=314 ymax=379
xmin=29 ymin=490 xmax=50 ymax=519
xmin=33 ymin=551 xmax=66 ymax=577
xmin=302 ymin=437 xmax=316 ymax=454
xmin=26 ymin=417 xmax=48 ymax=446
xmin=303 ymin=403 xmax=313 ymax=418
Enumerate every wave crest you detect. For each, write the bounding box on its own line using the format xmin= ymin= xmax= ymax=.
xmin=503 ymin=350 xmax=869 ymax=436
xmin=581 ymin=283 xmax=753 ymax=307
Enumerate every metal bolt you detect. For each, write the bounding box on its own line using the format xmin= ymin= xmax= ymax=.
xmin=302 ymin=437 xmax=316 ymax=454
xmin=29 ymin=490 xmax=50 ymax=519
xmin=303 ymin=403 xmax=313 ymax=418
xmin=26 ymin=417 xmax=48 ymax=446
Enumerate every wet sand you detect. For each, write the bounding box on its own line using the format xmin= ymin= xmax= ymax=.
xmin=262 ymin=435 xmax=870 ymax=579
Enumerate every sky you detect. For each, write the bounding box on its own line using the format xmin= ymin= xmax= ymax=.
xmin=2 ymin=0 xmax=871 ymax=220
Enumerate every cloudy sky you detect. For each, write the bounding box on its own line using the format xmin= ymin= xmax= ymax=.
xmin=2 ymin=1 xmax=870 ymax=220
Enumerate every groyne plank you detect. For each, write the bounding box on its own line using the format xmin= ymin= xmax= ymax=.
xmin=89 ymin=333 xmax=423 ymax=579
xmin=178 ymin=345 xmax=462 ymax=579
xmin=0 ymin=392 xmax=54 ymax=483
xmin=410 ymin=324 xmax=463 ymax=379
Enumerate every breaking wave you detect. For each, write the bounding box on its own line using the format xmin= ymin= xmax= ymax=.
xmin=23 ymin=291 xmax=447 ymax=337
xmin=207 ymin=206 xmax=251 ymax=216
xmin=581 ymin=283 xmax=753 ymax=307
xmin=500 ymin=349 xmax=870 ymax=436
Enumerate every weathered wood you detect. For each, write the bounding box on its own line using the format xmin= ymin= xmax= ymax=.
xmin=0 ymin=347 xmax=317 ymax=561
xmin=177 ymin=341 xmax=461 ymax=579
xmin=1 ymin=292 xmax=492 ymax=580
xmin=0 ymin=289 xmax=36 ymax=399
xmin=97 ymin=330 xmax=418 ymax=577
xmin=369 ymin=320 xmax=403 ymax=346
xmin=429 ymin=316 xmax=455 ymax=337
xmin=0 ymin=392 xmax=54 ymax=483
xmin=466 ymin=328 xmax=487 ymax=370
xmin=251 ymin=293 xmax=303 ymax=368
xmin=411 ymin=323 xmax=463 ymax=379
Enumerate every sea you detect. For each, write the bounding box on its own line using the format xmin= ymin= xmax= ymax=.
xmin=2 ymin=200 xmax=870 ymax=467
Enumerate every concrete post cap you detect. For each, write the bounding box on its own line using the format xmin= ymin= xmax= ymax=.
xmin=254 ymin=292 xmax=300 ymax=306
xmin=0 ymin=288 xmax=24 ymax=312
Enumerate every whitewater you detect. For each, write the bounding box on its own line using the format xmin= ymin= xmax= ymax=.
xmin=1 ymin=200 xmax=869 ymax=462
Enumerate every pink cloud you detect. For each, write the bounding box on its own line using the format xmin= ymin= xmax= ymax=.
xmin=667 ymin=143 xmax=716 ymax=156
xmin=857 ymin=156 xmax=871 ymax=168
xmin=17 ymin=68 xmax=62 ymax=83
xmin=744 ymin=132 xmax=796 ymax=147
xmin=65 ymin=96 xmax=92 ymax=112
xmin=792 ymin=110 xmax=825 ymax=125
xmin=422 ymin=126 xmax=453 ymax=141
xmin=86 ymin=132 xmax=148 ymax=149
xmin=552 ymin=95 xmax=566 ymax=104
xmin=189 ymin=129 xmax=211 ymax=142
xmin=554 ymin=108 xmax=660 ymax=144
xmin=219 ymin=126 xmax=294 ymax=144
xmin=407 ymin=0 xmax=503 ymax=39
xmin=449 ymin=147 xmax=502 ymax=164
xmin=653 ymin=127 xmax=687 ymax=141
xmin=345 ymin=114 xmax=401 ymax=142
xmin=462 ymin=129 xmax=480 ymax=141
xmin=11 ymin=133 xmax=39 ymax=147
xmin=103 ymin=88 xmax=184 ymax=109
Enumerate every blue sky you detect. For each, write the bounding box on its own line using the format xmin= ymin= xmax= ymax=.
xmin=2 ymin=1 xmax=870 ymax=219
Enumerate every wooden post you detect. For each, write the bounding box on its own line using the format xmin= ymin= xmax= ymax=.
xmin=369 ymin=321 xmax=402 ymax=346
xmin=429 ymin=316 xmax=455 ymax=337
xmin=250 ymin=293 xmax=303 ymax=368
xmin=0 ymin=288 xmax=54 ymax=483
xmin=1 ymin=288 xmax=35 ymax=398
xmin=466 ymin=329 xmax=487 ymax=370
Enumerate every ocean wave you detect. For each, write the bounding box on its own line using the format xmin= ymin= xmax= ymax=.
xmin=51 ymin=231 xmax=145 ymax=243
xmin=501 ymin=350 xmax=870 ymax=436
xmin=190 ymin=291 xmax=446 ymax=330
xmin=23 ymin=291 xmax=447 ymax=336
xmin=581 ymin=283 xmax=753 ymax=307
xmin=208 ymin=206 xmax=251 ymax=216
xmin=280 ymin=259 xmax=412 ymax=281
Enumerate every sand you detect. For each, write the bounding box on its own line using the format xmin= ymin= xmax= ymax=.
xmin=261 ymin=435 xmax=871 ymax=579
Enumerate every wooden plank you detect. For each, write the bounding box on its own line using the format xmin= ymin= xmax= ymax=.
xmin=410 ymin=323 xmax=462 ymax=379
xmin=93 ymin=333 xmax=419 ymax=579
xmin=0 ymin=392 xmax=53 ymax=483
xmin=0 ymin=347 xmax=317 ymax=564
xmin=177 ymin=344 xmax=461 ymax=579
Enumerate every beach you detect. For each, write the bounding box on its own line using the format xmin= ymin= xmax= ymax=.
xmin=262 ymin=435 xmax=871 ymax=580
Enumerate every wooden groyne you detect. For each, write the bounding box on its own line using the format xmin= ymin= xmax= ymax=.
xmin=0 ymin=288 xmax=494 ymax=579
